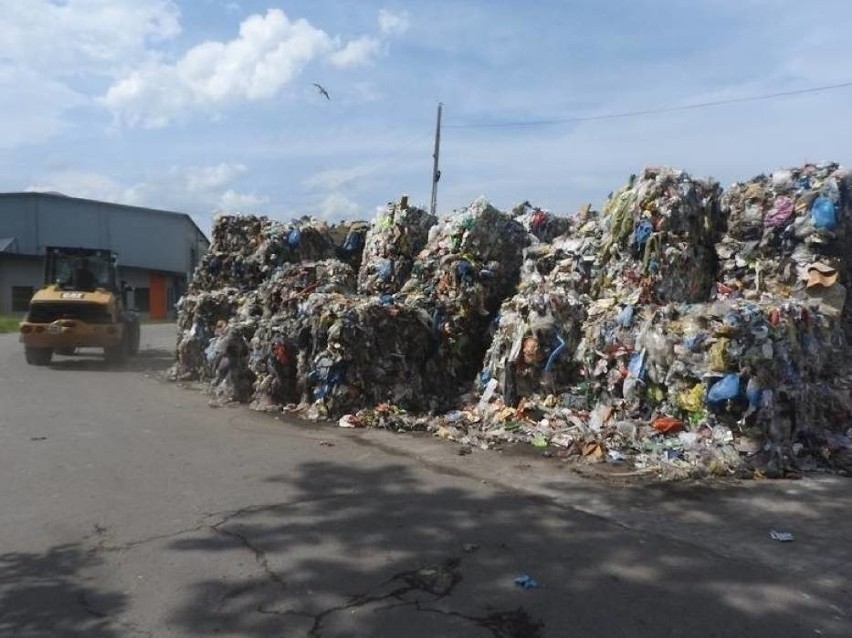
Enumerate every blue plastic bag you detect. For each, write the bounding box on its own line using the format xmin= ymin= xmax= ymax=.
xmin=627 ymin=350 xmax=646 ymax=379
xmin=707 ymin=374 xmax=741 ymax=405
xmin=745 ymin=377 xmax=762 ymax=409
xmin=288 ymin=227 xmax=302 ymax=247
xmin=811 ymin=196 xmax=837 ymax=231
xmin=631 ymin=220 xmax=653 ymax=249
xmin=616 ymin=305 xmax=634 ymax=328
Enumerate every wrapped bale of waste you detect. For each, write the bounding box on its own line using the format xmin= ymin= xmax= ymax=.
xmin=249 ymin=317 xmax=306 ymax=410
xmin=479 ymin=242 xmax=590 ymax=407
xmin=357 ymin=199 xmax=437 ymax=295
xmin=596 ymin=167 xmax=723 ymax=304
xmin=718 ymin=162 xmax=852 ymax=338
xmin=576 ymin=298 xmax=848 ymax=475
xmin=248 ymin=259 xmax=357 ymax=319
xmin=297 ymin=294 xmax=435 ymax=418
xmin=171 ymin=288 xmax=244 ymax=380
xmin=403 ymin=197 xmax=529 ymax=313
xmin=205 ymin=321 xmax=256 ymax=403
xmin=399 ymin=198 xmax=530 ymax=402
xmin=191 ymin=215 xmax=337 ymax=292
xmin=512 ymin=201 xmax=574 ymax=243
xmin=246 ymin=262 xmax=357 ymax=410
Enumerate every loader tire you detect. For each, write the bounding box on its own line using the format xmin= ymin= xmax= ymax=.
xmin=25 ymin=347 xmax=53 ymax=366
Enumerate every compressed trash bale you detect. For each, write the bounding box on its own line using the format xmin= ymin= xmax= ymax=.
xmin=479 ymin=289 xmax=586 ymax=407
xmin=479 ymin=242 xmax=590 ymax=407
xmin=191 ymin=215 xmax=337 ymax=293
xmin=246 ymin=259 xmax=357 ymax=320
xmin=171 ymin=288 xmax=244 ymax=380
xmin=512 ymin=201 xmax=574 ymax=243
xmin=385 ymin=199 xmax=531 ymax=405
xmin=299 ymin=294 xmax=435 ymax=418
xmin=403 ymin=197 xmax=529 ymax=314
xmin=249 ymin=318 xmax=304 ymax=410
xmin=717 ymin=162 xmax=852 ymax=339
xmin=357 ymin=200 xmax=437 ymax=295
xmin=596 ymin=167 xmax=722 ymax=304
xmin=206 ymin=321 xmax=256 ymax=403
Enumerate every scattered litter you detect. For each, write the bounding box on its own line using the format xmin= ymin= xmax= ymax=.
xmin=514 ymin=574 xmax=540 ymax=589
xmin=770 ymin=530 xmax=795 ymax=542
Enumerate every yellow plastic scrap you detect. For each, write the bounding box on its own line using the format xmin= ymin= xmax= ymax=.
xmin=708 ymin=338 xmax=729 ymax=372
xmin=678 ymin=383 xmax=706 ymax=413
xmin=646 ymin=384 xmax=666 ymax=405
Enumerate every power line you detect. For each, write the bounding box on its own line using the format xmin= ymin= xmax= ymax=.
xmin=444 ymin=80 xmax=852 ymax=129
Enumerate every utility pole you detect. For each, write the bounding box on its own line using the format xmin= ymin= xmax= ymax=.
xmin=430 ymin=102 xmax=443 ymax=218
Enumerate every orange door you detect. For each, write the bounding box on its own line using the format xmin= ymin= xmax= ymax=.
xmin=149 ymin=273 xmax=167 ymax=319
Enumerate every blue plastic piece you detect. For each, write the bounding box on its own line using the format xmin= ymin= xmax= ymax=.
xmin=631 ymin=220 xmax=653 ymax=248
xmin=376 ymin=259 xmax=392 ymax=280
xmin=288 ymin=227 xmax=301 ymax=247
xmin=745 ymin=377 xmax=762 ymax=409
xmin=544 ymin=336 xmax=567 ymax=373
xmin=514 ymin=575 xmax=540 ymax=589
xmin=683 ymin=333 xmax=706 ymax=352
xmin=707 ymin=373 xmax=741 ymax=404
xmin=811 ymin=196 xmax=838 ymax=230
xmin=456 ymin=259 xmax=474 ymax=284
xmin=627 ymin=350 xmax=646 ymax=379
xmin=616 ymin=305 xmax=634 ymax=328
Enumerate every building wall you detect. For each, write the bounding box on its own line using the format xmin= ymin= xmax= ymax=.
xmin=0 ymin=192 xmax=207 ymax=316
xmin=0 ymin=254 xmax=42 ymax=314
xmin=0 ymin=193 xmax=208 ymax=278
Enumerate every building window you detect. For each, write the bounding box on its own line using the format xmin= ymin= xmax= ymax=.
xmin=12 ymin=286 xmax=34 ymax=312
xmin=135 ymin=287 xmax=150 ymax=312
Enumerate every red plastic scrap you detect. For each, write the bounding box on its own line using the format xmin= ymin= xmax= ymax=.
xmin=652 ymin=416 xmax=684 ymax=434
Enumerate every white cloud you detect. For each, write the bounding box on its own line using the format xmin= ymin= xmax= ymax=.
xmin=0 ymin=66 xmax=88 ymax=148
xmin=103 ymin=9 xmax=383 ymax=127
xmin=25 ymin=163 xmax=269 ymax=221
xmin=0 ymin=0 xmax=180 ymax=76
xmin=180 ymin=163 xmax=247 ymax=193
xmin=303 ymin=164 xmax=377 ymax=191
xmin=378 ymin=9 xmax=410 ymax=36
xmin=217 ymin=189 xmax=269 ymax=211
xmin=329 ymin=37 xmax=383 ymax=69
xmin=316 ymin=192 xmax=364 ymax=220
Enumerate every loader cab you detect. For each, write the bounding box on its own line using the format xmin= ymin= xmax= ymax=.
xmin=45 ymin=247 xmax=117 ymax=293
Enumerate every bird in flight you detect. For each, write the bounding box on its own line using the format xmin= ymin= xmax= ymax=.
xmin=313 ymin=83 xmax=330 ymax=100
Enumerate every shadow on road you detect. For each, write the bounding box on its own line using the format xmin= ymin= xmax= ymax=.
xmin=47 ymin=347 xmax=175 ymax=373
xmin=0 ymin=544 xmax=127 ymax=637
xmin=162 ymin=462 xmax=849 ymax=637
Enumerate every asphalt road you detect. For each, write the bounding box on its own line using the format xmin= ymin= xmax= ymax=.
xmin=0 ymin=324 xmax=849 ymax=638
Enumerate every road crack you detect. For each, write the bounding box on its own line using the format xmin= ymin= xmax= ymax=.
xmin=209 ymin=522 xmax=288 ymax=592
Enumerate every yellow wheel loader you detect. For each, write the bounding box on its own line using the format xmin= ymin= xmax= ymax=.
xmin=19 ymin=247 xmax=141 ymax=365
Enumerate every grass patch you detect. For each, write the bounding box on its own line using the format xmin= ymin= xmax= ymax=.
xmin=0 ymin=316 xmax=21 ymax=334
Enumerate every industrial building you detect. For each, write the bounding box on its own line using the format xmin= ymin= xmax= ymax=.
xmin=0 ymin=192 xmax=208 ymax=318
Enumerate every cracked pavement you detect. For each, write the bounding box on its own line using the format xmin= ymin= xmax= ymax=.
xmin=1 ymin=324 xmax=850 ymax=637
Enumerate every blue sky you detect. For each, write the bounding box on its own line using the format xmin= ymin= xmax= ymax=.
xmin=2 ymin=0 xmax=852 ymax=234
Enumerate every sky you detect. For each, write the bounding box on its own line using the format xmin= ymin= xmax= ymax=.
xmin=2 ymin=0 xmax=852 ymax=235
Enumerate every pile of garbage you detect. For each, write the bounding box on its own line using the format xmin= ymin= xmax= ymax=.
xmin=170 ymin=163 xmax=852 ymax=479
